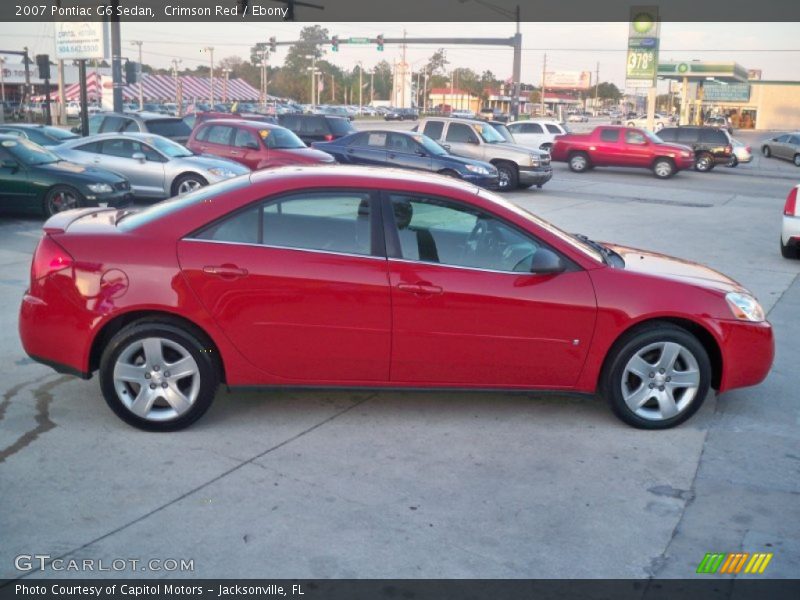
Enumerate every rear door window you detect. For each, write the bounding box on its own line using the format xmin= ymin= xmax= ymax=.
xmin=445 ymin=123 xmax=479 ymax=143
xmin=657 ymin=128 xmax=677 ymax=142
xmin=422 ymin=121 xmax=445 ymax=140
xmin=206 ymin=125 xmax=235 ymax=146
xmin=600 ymin=129 xmax=620 ymax=142
xmin=234 ymin=128 xmax=260 ymax=149
xmin=545 ymin=124 xmax=562 ymax=134
xmin=700 ymin=129 xmax=726 ymax=144
xmin=677 ymin=129 xmax=698 ymax=144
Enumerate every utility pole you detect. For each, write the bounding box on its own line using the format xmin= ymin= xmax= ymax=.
xmin=594 ymin=61 xmax=599 ymax=114
xmin=540 ymin=53 xmax=547 ymax=117
xmin=423 ymin=69 xmax=428 ymax=112
xmin=170 ymin=59 xmax=181 ymax=115
xmin=130 ymin=41 xmax=144 ymax=110
xmin=331 ymin=73 xmax=335 ymax=103
xmin=370 ymin=69 xmax=374 ymax=104
xmin=0 ymin=57 xmax=5 ymax=103
xmin=401 ymin=29 xmax=407 ymax=108
xmin=357 ymin=62 xmax=363 ymax=114
xmin=203 ymin=47 xmax=214 ymax=107
xmin=222 ymin=68 xmax=231 ymax=103
xmin=23 ymin=46 xmax=31 ymax=122
xmin=110 ymin=0 xmax=122 ymax=112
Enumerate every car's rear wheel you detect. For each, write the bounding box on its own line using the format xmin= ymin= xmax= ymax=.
xmin=99 ymin=321 xmax=219 ymax=431
xmin=172 ymin=174 xmax=208 ymax=196
xmin=44 ymin=185 xmax=84 ymax=217
xmin=781 ymin=236 xmax=800 ymax=259
xmin=652 ymin=158 xmax=675 ymax=179
xmin=568 ymin=152 xmax=590 ymax=173
xmin=794 ymin=154 xmax=800 ymax=167
xmin=695 ymin=152 xmax=715 ymax=172
xmin=762 ymin=145 xmax=772 ymax=157
xmin=727 ymin=155 xmax=739 ymax=168
xmin=494 ymin=161 xmax=518 ymax=191
xmin=603 ymin=324 xmax=711 ymax=429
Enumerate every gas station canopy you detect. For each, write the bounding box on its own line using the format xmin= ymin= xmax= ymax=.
xmin=657 ymin=61 xmax=750 ymax=84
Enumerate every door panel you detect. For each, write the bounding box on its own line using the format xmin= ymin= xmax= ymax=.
xmin=389 ymin=261 xmax=597 ymax=387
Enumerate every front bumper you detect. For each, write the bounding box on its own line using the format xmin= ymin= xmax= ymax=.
xmin=675 ymin=156 xmax=696 ymax=170
xmin=93 ymin=190 xmax=134 ymax=208
xmin=717 ymin=319 xmax=774 ymax=393
xmin=463 ymin=173 xmax=500 ymax=190
xmin=518 ymin=166 xmax=553 ymax=186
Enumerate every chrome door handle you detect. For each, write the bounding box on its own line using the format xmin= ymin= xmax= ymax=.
xmin=203 ymin=264 xmax=249 ymax=279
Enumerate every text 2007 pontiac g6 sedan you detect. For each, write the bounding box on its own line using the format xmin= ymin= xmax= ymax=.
xmin=19 ymin=167 xmax=773 ymax=431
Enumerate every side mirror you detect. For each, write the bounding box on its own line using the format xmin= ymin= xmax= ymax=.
xmin=442 ymin=144 xmax=451 ymax=151
xmin=131 ymin=152 xmax=146 ymax=162
xmin=530 ymin=248 xmax=566 ymax=275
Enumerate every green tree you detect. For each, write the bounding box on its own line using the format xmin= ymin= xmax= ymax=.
xmin=425 ymin=48 xmax=449 ymax=76
xmin=596 ymin=81 xmax=622 ymax=102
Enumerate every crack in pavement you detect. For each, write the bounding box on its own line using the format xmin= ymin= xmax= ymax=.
xmin=0 ymin=375 xmax=70 ymax=464
xmin=4 ymin=391 xmax=378 ymax=582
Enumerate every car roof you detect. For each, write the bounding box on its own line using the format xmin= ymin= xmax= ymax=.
xmin=199 ymin=119 xmax=281 ymax=130
xmin=62 ymin=132 xmax=170 ymax=143
xmin=0 ymin=123 xmax=48 ymax=129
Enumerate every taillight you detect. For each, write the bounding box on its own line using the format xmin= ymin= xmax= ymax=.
xmin=745 ymin=146 xmax=751 ymax=153
xmin=324 ymin=134 xmax=334 ymax=141
xmin=725 ymin=145 xmax=733 ymax=154
xmin=784 ymin=186 xmax=799 ymax=217
xmin=31 ymin=235 xmax=74 ymax=281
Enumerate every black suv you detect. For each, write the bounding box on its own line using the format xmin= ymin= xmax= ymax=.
xmin=277 ymin=114 xmax=356 ymax=144
xmin=657 ymin=126 xmax=733 ymax=172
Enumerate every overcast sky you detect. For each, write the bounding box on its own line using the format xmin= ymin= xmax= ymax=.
xmin=2 ymin=21 xmax=798 ymax=92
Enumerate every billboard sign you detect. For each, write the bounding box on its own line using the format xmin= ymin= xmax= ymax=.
xmin=55 ymin=22 xmax=108 ymax=60
xmin=626 ymin=5 xmax=660 ymax=88
xmin=702 ymin=82 xmax=751 ymax=102
xmin=543 ymin=71 xmax=591 ymax=90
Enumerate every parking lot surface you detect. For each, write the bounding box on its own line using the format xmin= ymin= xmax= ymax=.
xmin=1 ymin=125 xmax=798 ymax=579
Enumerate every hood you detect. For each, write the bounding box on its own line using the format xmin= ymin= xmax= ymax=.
xmin=496 ymin=142 xmax=549 ymax=157
xmin=657 ymin=142 xmax=694 ymax=155
xmin=274 ymin=147 xmax=335 ymax=163
xmin=184 ymin=155 xmax=250 ymax=173
xmin=608 ymin=244 xmax=745 ymax=294
xmin=38 ymin=160 xmax=127 ymax=183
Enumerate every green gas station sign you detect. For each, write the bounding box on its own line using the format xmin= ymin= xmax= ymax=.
xmin=626 ymin=6 xmax=660 ymax=87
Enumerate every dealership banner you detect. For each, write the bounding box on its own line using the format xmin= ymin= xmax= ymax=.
xmin=625 ymin=5 xmax=660 ymax=88
xmin=543 ymin=71 xmax=592 ymax=91
xmin=54 ymin=22 xmax=108 ymax=60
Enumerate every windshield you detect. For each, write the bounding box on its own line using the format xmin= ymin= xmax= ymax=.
xmin=472 ymin=122 xmax=505 ymax=144
xmin=2 ymin=137 xmax=59 ymax=165
xmin=477 ymin=188 xmax=605 ymax=264
xmin=643 ymin=129 xmax=663 ymax=144
xmin=265 ymin=128 xmax=305 ymax=149
xmin=42 ymin=127 xmax=80 ymax=141
xmin=413 ymin=134 xmax=448 ymax=156
xmin=147 ymin=136 xmax=193 ymax=158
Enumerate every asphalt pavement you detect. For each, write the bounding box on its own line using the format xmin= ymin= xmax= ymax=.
xmin=0 ymin=125 xmax=798 ymax=580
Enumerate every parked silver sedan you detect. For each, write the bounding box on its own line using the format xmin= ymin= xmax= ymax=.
xmin=761 ymin=133 xmax=800 ymax=167
xmin=54 ymin=133 xmax=249 ymax=200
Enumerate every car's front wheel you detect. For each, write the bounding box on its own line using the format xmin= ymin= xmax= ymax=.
xmin=568 ymin=152 xmax=590 ymax=173
xmin=652 ymin=158 xmax=675 ymax=179
xmin=99 ymin=320 xmax=219 ymax=431
xmin=603 ymin=324 xmax=711 ymax=429
xmin=494 ymin=162 xmax=518 ymax=191
xmin=44 ymin=185 xmax=84 ymax=217
xmin=172 ymin=174 xmax=208 ymax=196
xmin=762 ymin=145 xmax=772 ymax=158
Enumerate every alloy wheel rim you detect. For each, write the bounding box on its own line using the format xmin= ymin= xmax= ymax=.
xmin=571 ymin=156 xmax=586 ymax=171
xmin=113 ymin=337 xmax=200 ymax=422
xmin=621 ymin=341 xmax=701 ymax=421
xmin=178 ymin=179 xmax=202 ymax=194
xmin=497 ymin=169 xmax=510 ymax=188
xmin=794 ymin=155 xmax=800 ymax=166
xmin=655 ymin=162 xmax=672 ymax=177
xmin=50 ymin=191 xmax=77 ymax=213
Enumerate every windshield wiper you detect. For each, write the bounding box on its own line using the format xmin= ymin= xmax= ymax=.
xmin=573 ymin=233 xmax=611 ymax=264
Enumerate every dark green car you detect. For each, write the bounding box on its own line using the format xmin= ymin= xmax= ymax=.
xmin=0 ymin=135 xmax=133 ymax=217
xmin=0 ymin=124 xmax=80 ymax=147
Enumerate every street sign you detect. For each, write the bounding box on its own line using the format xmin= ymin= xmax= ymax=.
xmin=348 ymin=37 xmax=371 ymax=44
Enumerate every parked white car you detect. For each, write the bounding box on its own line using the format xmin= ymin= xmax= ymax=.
xmin=506 ymin=119 xmax=569 ymax=152
xmin=625 ymin=113 xmax=670 ymax=131
xmin=65 ymin=101 xmax=81 ymax=118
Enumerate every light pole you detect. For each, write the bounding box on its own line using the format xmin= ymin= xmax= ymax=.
xmin=203 ymin=46 xmax=214 ymax=107
xmin=357 ymin=62 xmax=363 ymax=115
xmin=130 ymin=40 xmax=143 ymax=110
xmin=222 ymin=68 xmax=231 ymax=103
xmin=305 ymin=53 xmax=316 ymax=107
xmin=0 ymin=56 xmax=5 ymax=103
xmin=170 ymin=59 xmax=181 ymax=115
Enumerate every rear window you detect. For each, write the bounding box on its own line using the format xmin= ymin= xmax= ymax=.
xmin=146 ymin=118 xmax=191 ymax=139
xmin=326 ymin=117 xmax=355 ymax=136
xmin=545 ymin=124 xmax=562 ymax=134
xmin=699 ymin=129 xmax=727 ymax=144
xmin=117 ymin=176 xmax=251 ymax=232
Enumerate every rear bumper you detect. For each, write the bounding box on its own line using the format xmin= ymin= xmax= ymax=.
xmin=519 ymin=166 xmax=553 ymax=186
xmin=717 ymin=319 xmax=774 ymax=393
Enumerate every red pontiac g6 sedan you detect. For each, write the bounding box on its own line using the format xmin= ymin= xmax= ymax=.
xmin=19 ymin=167 xmax=774 ymax=431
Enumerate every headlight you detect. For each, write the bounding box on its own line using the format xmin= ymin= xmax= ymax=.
xmin=207 ymin=167 xmax=237 ymax=179
xmin=87 ymin=183 xmax=113 ymax=194
xmin=681 ymin=151 xmax=691 ymax=157
xmin=464 ymin=164 xmax=490 ymax=175
xmin=725 ymin=292 xmax=765 ymax=322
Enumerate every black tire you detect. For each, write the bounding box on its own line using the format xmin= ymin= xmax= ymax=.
xmin=726 ymin=155 xmax=738 ymax=168
xmin=762 ymin=145 xmax=771 ymax=158
xmin=602 ymin=324 xmax=711 ymax=430
xmin=99 ymin=320 xmax=219 ymax=431
xmin=494 ymin=161 xmax=518 ymax=191
xmin=171 ymin=173 xmax=208 ymax=197
xmin=540 ymin=143 xmax=553 ymax=153
xmin=794 ymin=154 xmax=800 ymax=167
xmin=568 ymin=152 xmax=590 ymax=173
xmin=652 ymin=158 xmax=675 ymax=179
xmin=781 ymin=237 xmax=800 ymax=259
xmin=43 ymin=185 xmax=84 ymax=217
xmin=694 ymin=152 xmax=715 ymax=172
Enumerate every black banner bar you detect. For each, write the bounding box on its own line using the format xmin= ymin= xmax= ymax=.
xmin=2 ymin=0 xmax=800 ymax=22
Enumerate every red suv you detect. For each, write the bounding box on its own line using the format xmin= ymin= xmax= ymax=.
xmin=186 ymin=119 xmax=335 ymax=171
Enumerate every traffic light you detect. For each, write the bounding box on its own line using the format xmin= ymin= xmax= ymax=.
xmin=376 ymin=34 xmax=384 ymax=51
xmin=331 ymin=35 xmax=339 ymax=52
xmin=36 ymin=54 xmax=50 ymax=80
xmin=269 ymin=37 xmax=277 ymax=53
xmin=125 ymin=60 xmax=138 ymax=84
